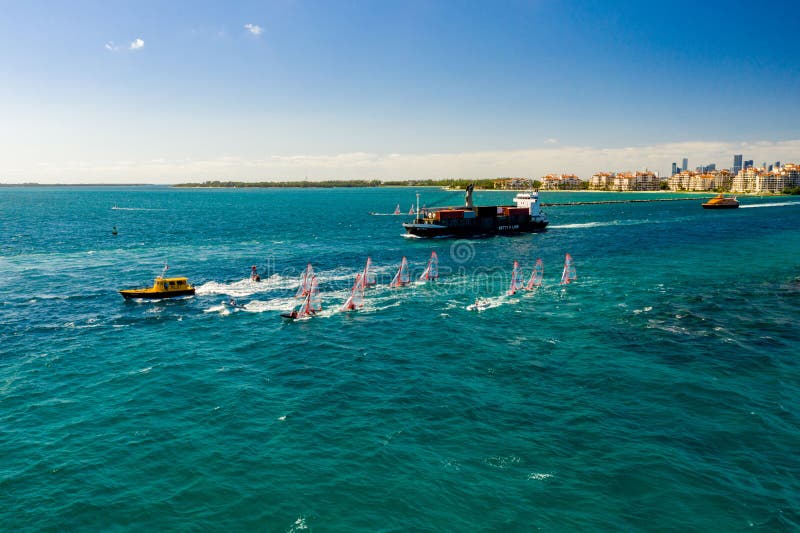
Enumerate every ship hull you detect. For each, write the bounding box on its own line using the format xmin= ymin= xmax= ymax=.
xmin=404 ymin=219 xmax=548 ymax=238
xmin=701 ymin=204 xmax=739 ymax=209
xmin=120 ymin=289 xmax=196 ymax=300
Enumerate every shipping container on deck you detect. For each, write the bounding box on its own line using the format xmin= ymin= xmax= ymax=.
xmin=437 ymin=209 xmax=465 ymax=220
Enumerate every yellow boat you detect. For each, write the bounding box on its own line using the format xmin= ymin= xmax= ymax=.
xmin=702 ymin=194 xmax=740 ymax=209
xmin=120 ymin=267 xmax=195 ymax=300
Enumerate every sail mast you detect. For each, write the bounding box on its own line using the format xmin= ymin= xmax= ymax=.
xmin=560 ymin=254 xmax=577 ymax=285
xmin=526 ymin=258 xmax=544 ymax=290
xmin=419 ymin=251 xmax=439 ymax=281
xmin=508 ymin=260 xmax=524 ymax=295
xmin=296 ymin=263 xmax=314 ymax=297
xmin=362 ymin=257 xmax=376 ymax=287
xmin=341 ymin=272 xmax=365 ymax=311
xmin=390 ymin=257 xmax=410 ymax=287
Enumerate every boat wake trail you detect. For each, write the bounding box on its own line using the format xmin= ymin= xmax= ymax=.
xmin=550 ymin=219 xmax=649 ymax=229
xmin=740 ymin=202 xmax=800 ymax=209
xmin=196 ymin=275 xmax=295 ymax=297
xmin=111 ymin=207 xmax=166 ymax=211
xmin=466 ymin=294 xmax=515 ymax=312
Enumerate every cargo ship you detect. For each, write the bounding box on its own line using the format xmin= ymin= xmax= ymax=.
xmin=402 ymin=185 xmax=548 ymax=238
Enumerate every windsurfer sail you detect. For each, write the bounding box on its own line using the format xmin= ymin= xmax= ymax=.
xmin=341 ymin=273 xmax=365 ymax=311
xmin=419 ymin=251 xmax=439 ymax=281
xmin=296 ymin=263 xmax=315 ymax=297
xmin=409 ymin=205 xmax=415 ymax=215
xmin=285 ymin=275 xmax=322 ymax=319
xmin=508 ymin=260 xmax=524 ymax=295
xmin=560 ymin=254 xmax=577 ymax=285
xmin=362 ymin=257 xmax=377 ymax=287
xmin=393 ymin=204 xmax=401 ymax=215
xmin=390 ymin=257 xmax=410 ymax=287
xmin=525 ymin=258 xmax=544 ymax=290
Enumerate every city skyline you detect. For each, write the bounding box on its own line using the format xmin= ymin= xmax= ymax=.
xmin=1 ymin=0 xmax=798 ymax=183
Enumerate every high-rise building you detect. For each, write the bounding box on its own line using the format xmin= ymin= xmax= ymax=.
xmin=775 ymin=161 xmax=781 ymax=169
xmin=744 ymin=160 xmax=754 ymax=169
xmin=682 ymin=158 xmax=688 ymax=171
xmin=671 ymin=162 xmax=678 ymax=175
xmin=733 ymin=154 xmax=743 ymax=174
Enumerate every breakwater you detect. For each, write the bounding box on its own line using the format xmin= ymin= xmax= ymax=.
xmin=542 ymin=197 xmax=710 ymax=207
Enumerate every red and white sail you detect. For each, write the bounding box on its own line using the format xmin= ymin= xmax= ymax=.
xmin=296 ymin=263 xmax=315 ymax=297
xmin=362 ymin=257 xmax=377 ymax=287
xmin=393 ymin=204 xmax=401 ymax=215
xmin=341 ymin=273 xmax=365 ymax=311
xmin=419 ymin=251 xmax=439 ymax=281
xmin=560 ymin=253 xmax=577 ymax=285
xmin=409 ymin=205 xmax=415 ymax=215
xmin=526 ymin=258 xmax=544 ymax=290
xmin=508 ymin=260 xmax=524 ymax=295
xmin=390 ymin=256 xmax=410 ymax=287
xmin=294 ymin=275 xmax=321 ymax=318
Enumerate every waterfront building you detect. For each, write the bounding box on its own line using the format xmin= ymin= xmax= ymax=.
xmin=611 ymin=171 xmax=660 ymax=191
xmin=540 ymin=174 xmax=583 ymax=190
xmin=775 ymin=163 xmax=800 ymax=189
xmin=713 ymin=170 xmax=733 ymax=190
xmin=731 ymin=168 xmax=758 ymax=192
xmin=667 ymin=169 xmax=732 ymax=191
xmin=672 ymin=162 xmax=678 ymax=175
xmin=588 ymin=172 xmax=615 ymax=190
xmin=731 ymin=164 xmax=799 ymax=193
xmin=667 ymin=170 xmax=693 ymax=191
xmin=492 ymin=177 xmax=530 ymax=190
xmin=682 ymin=158 xmax=688 ymax=171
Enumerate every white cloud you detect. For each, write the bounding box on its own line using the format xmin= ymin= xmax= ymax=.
xmin=5 ymin=139 xmax=799 ymax=183
xmin=104 ymin=38 xmax=144 ymax=52
xmin=544 ymin=138 xmax=559 ymax=144
xmin=244 ymin=23 xmax=263 ymax=36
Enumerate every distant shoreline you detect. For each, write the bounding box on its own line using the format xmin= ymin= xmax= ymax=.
xmin=0 ymin=183 xmax=157 ymax=187
xmin=0 ymin=183 xmax=793 ymax=196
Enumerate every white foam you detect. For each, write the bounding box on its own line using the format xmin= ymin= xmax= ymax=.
xmin=242 ymin=297 xmax=298 ymax=313
xmin=195 ymin=274 xmax=295 ymax=297
xmin=740 ymin=201 xmax=800 ymax=209
xmin=204 ymin=304 xmax=230 ymax=315
xmin=111 ymin=206 xmax=165 ymax=211
xmin=551 ymin=219 xmax=649 ymax=229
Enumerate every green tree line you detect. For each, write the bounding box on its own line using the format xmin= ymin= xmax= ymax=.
xmin=173 ymin=178 xmax=542 ymax=189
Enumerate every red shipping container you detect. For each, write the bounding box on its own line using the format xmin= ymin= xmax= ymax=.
xmin=438 ymin=210 xmax=465 ymax=219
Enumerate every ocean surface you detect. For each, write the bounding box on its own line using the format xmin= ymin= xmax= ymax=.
xmin=2 ymin=186 xmax=799 ymax=531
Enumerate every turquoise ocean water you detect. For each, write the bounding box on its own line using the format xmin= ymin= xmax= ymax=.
xmin=2 ymin=186 xmax=799 ymax=530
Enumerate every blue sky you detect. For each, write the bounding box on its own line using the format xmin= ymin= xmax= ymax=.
xmin=1 ymin=0 xmax=798 ymax=182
